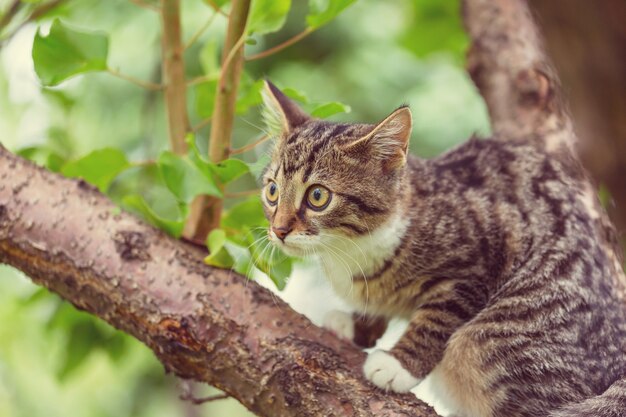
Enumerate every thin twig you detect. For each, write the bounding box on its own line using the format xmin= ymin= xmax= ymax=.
xmin=187 ymin=74 xmax=218 ymax=87
xmin=225 ymin=189 xmax=259 ymax=199
xmin=107 ymin=68 xmax=163 ymax=91
xmin=177 ymin=379 xmax=230 ymax=405
xmin=192 ymin=117 xmax=212 ymax=132
xmin=230 ymin=135 xmax=269 ymax=155
xmin=186 ymin=16 xmax=242 ymax=86
xmin=129 ymin=0 xmax=160 ymax=12
xmin=132 ymin=159 xmax=156 ymax=167
xmin=181 ymin=392 xmax=230 ymax=405
xmin=184 ymin=11 xmax=220 ymax=50
xmin=0 ymin=0 xmax=22 ymax=34
xmin=218 ymin=31 xmax=247 ymax=91
xmin=246 ymin=27 xmax=313 ymax=61
xmin=204 ymin=0 xmax=228 ymax=17
xmin=0 ymin=0 xmax=65 ymax=46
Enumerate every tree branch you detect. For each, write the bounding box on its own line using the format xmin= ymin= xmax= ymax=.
xmin=184 ymin=11 xmax=220 ymax=51
xmin=245 ymin=28 xmax=313 ymax=61
xmin=183 ymin=0 xmax=251 ymax=244
xmin=161 ymin=0 xmax=190 ymax=154
xmin=230 ymin=134 xmax=269 ymax=155
xmin=130 ymin=0 xmax=160 ymax=12
xmin=107 ymin=68 xmax=164 ymax=91
xmin=0 ymin=145 xmax=436 ymax=417
xmin=463 ymin=0 xmax=571 ymax=149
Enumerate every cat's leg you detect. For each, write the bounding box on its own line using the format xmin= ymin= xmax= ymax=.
xmin=324 ymin=310 xmax=388 ymax=348
xmin=364 ymin=281 xmax=485 ymax=393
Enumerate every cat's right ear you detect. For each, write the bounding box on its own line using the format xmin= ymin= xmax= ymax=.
xmin=262 ymin=80 xmax=310 ymax=137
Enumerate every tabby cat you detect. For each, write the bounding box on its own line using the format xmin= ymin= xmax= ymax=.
xmin=260 ymin=80 xmax=626 ymax=417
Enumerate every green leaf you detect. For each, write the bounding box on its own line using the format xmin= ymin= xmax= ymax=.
xmin=33 ymin=19 xmax=108 ymax=86
xmin=283 ymin=87 xmax=309 ymax=103
xmin=186 ymin=133 xmax=208 ymax=165
xmin=246 ymin=154 xmax=271 ymax=178
xmin=204 ymin=229 xmax=235 ymax=268
xmin=248 ymin=0 xmax=291 ymax=35
xmin=17 ymin=146 xmax=67 ymax=172
xmin=246 ymin=228 xmax=291 ymax=290
xmin=306 ymin=0 xmax=356 ymax=29
xmin=58 ymin=321 xmax=102 ymax=380
xmin=195 ymin=79 xmax=218 ymax=119
xmin=203 ymin=0 xmax=229 ymax=7
xmin=199 ymin=39 xmax=220 ymax=77
xmin=311 ymin=101 xmax=351 ymax=118
xmin=221 ymin=197 xmax=267 ymax=231
xmin=207 ymin=228 xmax=227 ymax=253
xmin=259 ymin=254 xmax=292 ymax=290
xmin=61 ymin=148 xmax=130 ymax=192
xmin=122 ymin=194 xmax=185 ymax=237
xmin=157 ymin=151 xmax=222 ymax=202
xmin=236 ymin=79 xmax=264 ymax=114
xmin=208 ymin=159 xmax=250 ymax=184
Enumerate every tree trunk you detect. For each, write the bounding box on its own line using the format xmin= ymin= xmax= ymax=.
xmin=529 ymin=0 xmax=626 ymax=249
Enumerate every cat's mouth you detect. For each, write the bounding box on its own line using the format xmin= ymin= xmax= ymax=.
xmin=268 ymin=231 xmax=314 ymax=257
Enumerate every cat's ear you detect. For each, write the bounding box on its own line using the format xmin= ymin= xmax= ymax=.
xmin=342 ymin=106 xmax=412 ymax=171
xmin=262 ymin=80 xmax=310 ymax=136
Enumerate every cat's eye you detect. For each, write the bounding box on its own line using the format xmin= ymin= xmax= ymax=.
xmin=265 ymin=181 xmax=279 ymax=205
xmin=306 ymin=185 xmax=331 ymax=210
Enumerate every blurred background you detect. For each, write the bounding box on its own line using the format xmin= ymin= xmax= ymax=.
xmin=0 ymin=0 xmax=623 ymax=416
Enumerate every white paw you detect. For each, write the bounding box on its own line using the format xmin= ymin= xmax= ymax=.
xmin=363 ymin=350 xmax=421 ymax=392
xmin=323 ymin=310 xmax=354 ymax=341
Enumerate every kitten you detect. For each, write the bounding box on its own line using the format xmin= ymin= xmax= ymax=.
xmin=260 ymin=80 xmax=626 ymax=417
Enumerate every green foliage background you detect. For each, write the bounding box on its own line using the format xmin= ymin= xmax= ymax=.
xmin=0 ymin=0 xmax=489 ymax=416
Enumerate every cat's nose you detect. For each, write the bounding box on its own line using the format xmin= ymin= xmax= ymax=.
xmin=272 ymin=225 xmax=292 ymax=241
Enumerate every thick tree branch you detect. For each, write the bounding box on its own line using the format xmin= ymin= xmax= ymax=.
xmin=463 ymin=0 xmax=624 ymax=273
xmin=463 ymin=0 xmax=572 ymax=150
xmin=0 ymin=144 xmax=436 ymax=416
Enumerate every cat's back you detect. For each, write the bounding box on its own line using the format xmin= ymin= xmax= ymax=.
xmin=418 ymin=137 xmax=626 ymax=416
xmin=417 ymin=136 xmax=623 ymax=287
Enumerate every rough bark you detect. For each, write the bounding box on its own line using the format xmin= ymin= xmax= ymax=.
xmin=0 ymin=0 xmax=607 ymax=416
xmin=464 ymin=0 xmax=570 ymax=144
xmin=529 ymin=0 xmax=626 ymax=247
xmin=0 ymin=145 xmax=435 ymax=416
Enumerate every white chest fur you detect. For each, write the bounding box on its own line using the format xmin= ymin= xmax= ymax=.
xmin=317 ymin=212 xmax=409 ymax=308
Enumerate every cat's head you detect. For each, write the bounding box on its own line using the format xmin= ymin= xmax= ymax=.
xmin=260 ymin=81 xmax=412 ymax=257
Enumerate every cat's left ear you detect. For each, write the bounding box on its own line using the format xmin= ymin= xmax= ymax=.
xmin=262 ymin=80 xmax=310 ymax=137
xmin=342 ymin=106 xmax=412 ymax=171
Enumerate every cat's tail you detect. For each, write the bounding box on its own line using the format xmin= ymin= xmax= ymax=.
xmin=549 ymin=376 xmax=626 ymax=417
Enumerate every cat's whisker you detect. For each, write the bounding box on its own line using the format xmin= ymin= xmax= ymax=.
xmin=318 ymin=240 xmax=357 ymax=299
xmin=241 ymin=116 xmax=273 ymax=139
xmin=246 ymin=236 xmax=272 ymax=290
xmin=266 ymin=245 xmax=283 ymax=309
xmin=319 ymin=232 xmax=368 ymax=265
xmin=319 ymin=238 xmax=369 ymax=315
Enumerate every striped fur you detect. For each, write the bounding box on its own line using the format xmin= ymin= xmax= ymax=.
xmin=261 ymin=81 xmax=626 ymax=417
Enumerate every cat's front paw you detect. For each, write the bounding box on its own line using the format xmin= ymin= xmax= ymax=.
xmin=323 ymin=310 xmax=354 ymax=341
xmin=363 ymin=350 xmax=421 ymax=392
